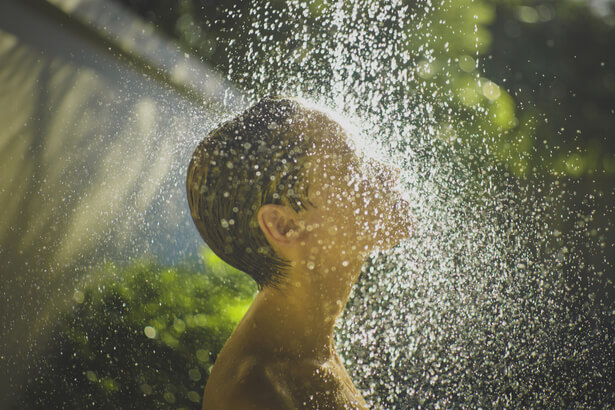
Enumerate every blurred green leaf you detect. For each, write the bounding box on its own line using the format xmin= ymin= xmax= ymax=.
xmin=20 ymin=248 xmax=257 ymax=409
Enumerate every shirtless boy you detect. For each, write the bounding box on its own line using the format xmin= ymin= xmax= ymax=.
xmin=186 ymin=96 xmax=411 ymax=409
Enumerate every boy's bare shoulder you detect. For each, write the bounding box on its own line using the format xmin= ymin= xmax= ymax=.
xmin=203 ymin=354 xmax=295 ymax=409
xmin=204 ymin=353 xmax=367 ymax=409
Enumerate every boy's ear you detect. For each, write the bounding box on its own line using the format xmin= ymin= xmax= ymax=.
xmin=257 ymin=204 xmax=302 ymax=246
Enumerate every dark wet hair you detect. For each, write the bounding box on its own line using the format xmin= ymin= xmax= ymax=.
xmin=186 ymin=96 xmax=322 ymax=288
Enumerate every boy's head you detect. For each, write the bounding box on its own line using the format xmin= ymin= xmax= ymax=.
xmin=187 ymin=97 xmax=326 ymax=287
xmin=187 ymin=96 xmax=410 ymax=289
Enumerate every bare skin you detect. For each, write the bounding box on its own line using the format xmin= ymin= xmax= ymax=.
xmin=202 ymin=113 xmax=411 ymax=409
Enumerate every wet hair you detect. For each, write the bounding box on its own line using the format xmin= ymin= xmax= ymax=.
xmin=186 ymin=96 xmax=323 ymax=288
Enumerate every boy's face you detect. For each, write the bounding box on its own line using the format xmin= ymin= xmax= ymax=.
xmin=300 ymin=114 xmax=412 ymax=259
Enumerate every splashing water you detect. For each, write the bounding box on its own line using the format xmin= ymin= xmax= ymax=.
xmin=212 ymin=0 xmax=615 ymax=407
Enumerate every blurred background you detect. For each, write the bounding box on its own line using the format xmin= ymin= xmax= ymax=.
xmin=1 ymin=0 xmax=613 ymax=408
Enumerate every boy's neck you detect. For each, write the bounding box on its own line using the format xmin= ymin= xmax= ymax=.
xmin=240 ymin=256 xmax=366 ymax=362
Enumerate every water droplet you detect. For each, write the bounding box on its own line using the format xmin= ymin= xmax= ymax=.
xmin=144 ymin=326 xmax=156 ymax=339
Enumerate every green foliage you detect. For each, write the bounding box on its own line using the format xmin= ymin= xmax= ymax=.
xmin=20 ymin=248 xmax=257 ymax=409
xmin=485 ymin=1 xmax=615 ymax=178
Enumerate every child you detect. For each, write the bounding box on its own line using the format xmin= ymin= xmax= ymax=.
xmin=187 ymin=96 xmax=411 ymax=409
